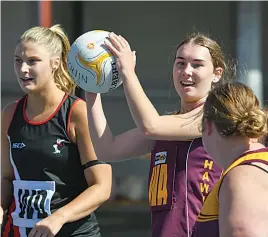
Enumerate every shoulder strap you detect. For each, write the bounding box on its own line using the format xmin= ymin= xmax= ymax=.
xmin=7 ymin=96 xmax=27 ymax=134
xmin=241 ymin=162 xmax=268 ymax=174
xmin=58 ymin=94 xmax=83 ymax=137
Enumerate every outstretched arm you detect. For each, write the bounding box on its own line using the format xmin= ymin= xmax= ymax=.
xmin=104 ymin=33 xmax=202 ymax=141
xmin=85 ymin=92 xmax=155 ymax=162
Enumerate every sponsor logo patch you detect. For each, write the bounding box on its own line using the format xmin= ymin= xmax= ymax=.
xmin=12 ymin=143 xmax=26 ymax=149
xmin=154 ymin=151 xmax=167 ymax=165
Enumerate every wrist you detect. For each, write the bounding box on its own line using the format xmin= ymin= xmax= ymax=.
xmin=121 ymin=69 xmax=136 ymax=80
xmin=53 ymin=208 xmax=70 ymax=224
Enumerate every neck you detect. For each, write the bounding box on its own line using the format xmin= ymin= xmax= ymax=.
xmin=26 ymin=84 xmax=65 ymax=114
xmin=215 ymin=138 xmax=265 ymax=170
xmin=180 ymin=96 xmax=207 ymax=114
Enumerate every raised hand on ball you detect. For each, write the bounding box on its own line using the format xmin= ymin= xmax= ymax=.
xmin=104 ymin=32 xmax=136 ymax=77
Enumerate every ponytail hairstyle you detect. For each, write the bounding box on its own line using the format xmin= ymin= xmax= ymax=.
xmin=20 ymin=24 xmax=76 ymax=94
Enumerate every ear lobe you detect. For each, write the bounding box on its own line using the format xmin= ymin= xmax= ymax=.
xmin=214 ymin=67 xmax=223 ymax=82
xmin=213 ymin=77 xmax=220 ymax=83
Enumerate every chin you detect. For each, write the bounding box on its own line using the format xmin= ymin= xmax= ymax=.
xmin=20 ymin=85 xmax=37 ymax=94
xmin=180 ymin=93 xmax=201 ymax=103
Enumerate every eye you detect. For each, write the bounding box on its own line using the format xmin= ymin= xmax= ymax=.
xmin=15 ymin=58 xmax=22 ymax=64
xmin=192 ymin=64 xmax=203 ymax=69
xmin=176 ymin=61 xmax=185 ymax=66
xmin=29 ymin=58 xmax=38 ymax=65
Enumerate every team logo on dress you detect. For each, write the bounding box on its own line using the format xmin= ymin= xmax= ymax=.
xmin=52 ymin=139 xmax=66 ymax=156
xmin=154 ymin=151 xmax=167 ymax=165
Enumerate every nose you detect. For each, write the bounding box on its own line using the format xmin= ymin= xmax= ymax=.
xmin=20 ymin=62 xmax=29 ymax=73
xmin=182 ymin=63 xmax=193 ymax=78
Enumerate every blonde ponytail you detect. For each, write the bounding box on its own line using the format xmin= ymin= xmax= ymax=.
xmin=49 ymin=24 xmax=76 ymax=94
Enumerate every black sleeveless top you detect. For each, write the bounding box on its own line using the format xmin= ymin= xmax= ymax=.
xmin=3 ymin=93 xmax=101 ymax=237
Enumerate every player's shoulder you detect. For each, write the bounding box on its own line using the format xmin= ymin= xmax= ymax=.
xmin=67 ymin=93 xmax=85 ymax=102
xmin=2 ymin=98 xmax=23 ymax=119
xmin=67 ymin=95 xmax=87 ymax=125
xmin=222 ymin=162 xmax=268 ymax=194
xmin=2 ymin=97 xmax=24 ymax=131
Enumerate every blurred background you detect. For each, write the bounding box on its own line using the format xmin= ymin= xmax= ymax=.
xmin=2 ymin=1 xmax=268 ymax=236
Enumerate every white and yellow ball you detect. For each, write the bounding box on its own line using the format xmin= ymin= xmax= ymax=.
xmin=67 ymin=30 xmax=122 ymax=93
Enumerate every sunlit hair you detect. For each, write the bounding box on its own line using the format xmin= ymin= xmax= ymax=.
xmin=20 ymin=24 xmax=76 ymax=94
xmin=203 ymin=81 xmax=267 ymax=138
xmin=258 ymin=108 xmax=268 ymax=146
xmin=176 ymin=32 xmax=236 ymax=83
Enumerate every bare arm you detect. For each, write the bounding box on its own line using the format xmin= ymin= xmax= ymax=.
xmin=1 ymin=103 xmax=16 ymax=212
xmin=85 ymin=92 xmax=155 ymax=162
xmin=53 ymin=100 xmax=112 ymax=221
xmin=104 ymin=33 xmax=202 ymax=140
xmin=219 ymin=165 xmax=268 ymax=237
xmin=122 ymin=75 xmax=202 ymax=140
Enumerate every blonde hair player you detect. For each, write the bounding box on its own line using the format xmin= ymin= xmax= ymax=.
xmin=192 ymin=81 xmax=268 ymax=237
xmin=1 ymin=24 xmax=112 ymax=237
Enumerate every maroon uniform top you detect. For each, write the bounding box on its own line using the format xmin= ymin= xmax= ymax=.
xmin=192 ymin=148 xmax=268 ymax=237
xmin=148 ymin=138 xmax=222 ymax=237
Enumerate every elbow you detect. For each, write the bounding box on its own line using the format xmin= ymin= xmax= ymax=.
xmin=141 ymin=122 xmax=158 ymax=139
xmin=97 ymin=184 xmax=112 ymax=203
xmin=97 ymin=168 xmax=112 ymax=203
xmin=103 ymin=189 xmax=112 ymax=202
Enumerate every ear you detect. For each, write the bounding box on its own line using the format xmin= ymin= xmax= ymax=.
xmin=213 ymin=67 xmax=223 ymax=83
xmin=51 ymin=56 xmax=60 ymax=71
